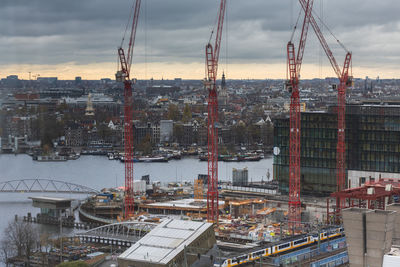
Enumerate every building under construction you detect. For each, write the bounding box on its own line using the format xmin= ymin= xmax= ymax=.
xmin=274 ymin=103 xmax=400 ymax=195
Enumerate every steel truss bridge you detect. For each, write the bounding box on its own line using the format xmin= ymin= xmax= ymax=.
xmin=0 ymin=179 xmax=99 ymax=194
xmin=76 ymin=221 xmax=157 ymax=247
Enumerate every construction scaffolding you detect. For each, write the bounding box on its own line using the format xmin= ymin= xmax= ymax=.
xmin=194 ymin=179 xmax=204 ymax=201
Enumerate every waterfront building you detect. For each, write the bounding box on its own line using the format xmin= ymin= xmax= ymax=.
xmin=133 ymin=122 xmax=160 ymax=145
xmin=182 ymin=123 xmax=193 ymax=146
xmin=274 ymin=104 xmax=400 ymax=194
xmin=37 ymin=77 xmax=58 ymax=84
xmin=146 ymin=85 xmax=180 ymax=96
xmin=160 ymin=120 xmax=173 ymax=143
xmin=30 ymin=196 xmax=72 ymax=218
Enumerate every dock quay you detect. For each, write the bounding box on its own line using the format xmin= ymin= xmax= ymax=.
xmin=22 ymin=214 xmax=102 ymax=230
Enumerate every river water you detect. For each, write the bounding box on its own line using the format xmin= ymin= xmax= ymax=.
xmin=0 ymin=154 xmax=273 ymax=236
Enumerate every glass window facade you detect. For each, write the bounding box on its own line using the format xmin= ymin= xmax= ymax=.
xmin=273 ymin=105 xmax=400 ymax=195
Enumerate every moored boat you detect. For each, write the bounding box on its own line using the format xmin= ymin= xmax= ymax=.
xmin=33 ymin=155 xmax=67 ymax=162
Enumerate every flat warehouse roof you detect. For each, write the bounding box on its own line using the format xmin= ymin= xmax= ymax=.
xmin=30 ymin=196 xmax=71 ymax=209
xmin=118 ymin=219 xmax=213 ymax=265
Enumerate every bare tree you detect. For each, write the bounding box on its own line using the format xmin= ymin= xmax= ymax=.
xmin=2 ymin=220 xmax=38 ymax=266
xmin=0 ymin=239 xmax=12 ymax=267
xmin=23 ymin=222 xmax=37 ymax=265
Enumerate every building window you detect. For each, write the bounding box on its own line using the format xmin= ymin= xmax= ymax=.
xmin=359 ymin=177 xmax=366 ymax=186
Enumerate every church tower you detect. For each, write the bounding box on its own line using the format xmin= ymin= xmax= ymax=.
xmin=85 ymin=93 xmax=95 ymax=116
xmin=218 ymin=72 xmax=228 ymax=108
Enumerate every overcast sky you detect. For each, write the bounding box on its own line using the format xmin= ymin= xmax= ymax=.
xmin=0 ymin=0 xmax=399 ymax=79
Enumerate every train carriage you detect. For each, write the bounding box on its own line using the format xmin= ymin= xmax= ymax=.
xmin=215 ymin=227 xmax=344 ymax=267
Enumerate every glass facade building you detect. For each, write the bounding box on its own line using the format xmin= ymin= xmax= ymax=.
xmin=273 ymin=104 xmax=400 ymax=195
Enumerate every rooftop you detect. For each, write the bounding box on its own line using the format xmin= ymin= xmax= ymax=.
xmin=29 ymin=196 xmax=72 ymax=209
xmin=29 ymin=196 xmax=71 ymax=202
xmin=118 ymin=219 xmax=213 ymax=265
xmin=383 ymin=247 xmax=400 ymax=267
xmin=145 ymin=198 xmax=224 ymax=210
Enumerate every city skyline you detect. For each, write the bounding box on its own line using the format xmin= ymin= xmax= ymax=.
xmin=1 ymin=0 xmax=399 ymax=80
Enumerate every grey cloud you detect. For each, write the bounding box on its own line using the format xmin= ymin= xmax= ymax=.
xmin=0 ymin=0 xmax=399 ymax=71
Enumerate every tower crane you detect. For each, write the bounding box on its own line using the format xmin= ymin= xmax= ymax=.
xmin=286 ymin=0 xmax=314 ymax=230
xmin=296 ymin=0 xmax=352 ymax=219
xmin=116 ymin=0 xmax=141 ymax=219
xmin=204 ymin=0 xmax=226 ymax=224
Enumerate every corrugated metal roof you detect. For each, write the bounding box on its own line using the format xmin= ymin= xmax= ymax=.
xmin=118 ymin=219 xmax=213 ymax=265
xmin=125 ymin=246 xmax=171 ymax=262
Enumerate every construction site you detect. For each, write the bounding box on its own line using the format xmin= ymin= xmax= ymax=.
xmin=4 ymin=0 xmax=400 ymax=267
xmin=107 ymin=0 xmax=400 ymax=266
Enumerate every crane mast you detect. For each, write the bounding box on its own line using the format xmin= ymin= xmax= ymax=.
xmin=117 ymin=0 xmax=141 ymax=219
xmin=297 ymin=0 xmax=352 ymax=219
xmin=287 ymin=42 xmax=301 ymax=230
xmin=205 ymin=0 xmax=226 ymax=224
xmin=336 ymin=53 xmax=352 ymax=218
xmin=287 ymin=0 xmax=314 ymax=231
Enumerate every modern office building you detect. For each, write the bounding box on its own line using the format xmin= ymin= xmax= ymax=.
xmin=273 ymin=104 xmax=400 ymax=195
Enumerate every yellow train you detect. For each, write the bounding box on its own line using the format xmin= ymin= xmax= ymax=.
xmin=214 ymin=227 xmax=344 ymax=267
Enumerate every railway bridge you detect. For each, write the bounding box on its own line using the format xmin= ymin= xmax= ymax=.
xmin=0 ymin=179 xmax=99 ymax=194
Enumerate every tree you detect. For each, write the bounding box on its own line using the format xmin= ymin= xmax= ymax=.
xmin=42 ymin=144 xmax=52 ymax=155
xmin=219 ymin=145 xmax=228 ymax=155
xmin=1 ymin=220 xmax=38 ymax=266
xmin=173 ymin=123 xmax=184 ymax=144
xmin=97 ymin=123 xmax=112 ymax=141
xmin=263 ymin=123 xmax=274 ymax=147
xmin=137 ymin=134 xmax=152 ymax=155
xmin=0 ymin=239 xmax=12 ymax=267
xmin=247 ymin=124 xmax=261 ymax=145
xmin=57 ymin=261 xmax=89 ymax=267
xmin=35 ymin=111 xmax=65 ymax=149
xmin=252 ymin=104 xmax=264 ymax=118
xmin=182 ymin=104 xmax=192 ymax=123
xmin=22 ymin=223 xmax=37 ymax=266
xmin=167 ymin=104 xmax=181 ymax=121
xmin=233 ymin=124 xmax=246 ymax=145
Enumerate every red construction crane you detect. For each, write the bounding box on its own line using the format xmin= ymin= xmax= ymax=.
xmin=116 ymin=0 xmax=141 ymax=219
xmin=286 ymin=0 xmax=314 ymax=230
xmin=205 ymin=0 xmax=226 ymax=224
xmin=297 ymin=0 xmax=352 ymax=219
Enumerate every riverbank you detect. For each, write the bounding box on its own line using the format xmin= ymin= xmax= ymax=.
xmin=0 ymin=154 xmax=273 ymax=235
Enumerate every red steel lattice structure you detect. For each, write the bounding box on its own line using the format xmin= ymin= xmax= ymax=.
xmin=117 ymin=0 xmax=141 ymax=219
xmin=286 ymin=0 xmax=314 ymax=230
xmin=327 ymin=179 xmax=400 ymax=222
xmin=297 ymin=0 xmax=352 ymax=218
xmin=205 ymin=0 xmax=226 ymax=223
